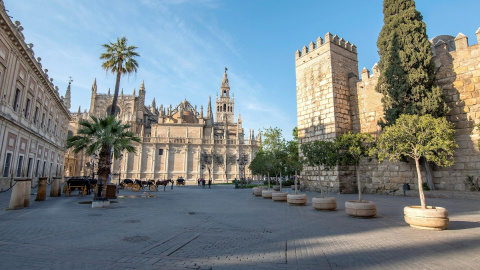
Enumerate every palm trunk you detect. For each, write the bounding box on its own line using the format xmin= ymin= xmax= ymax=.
xmin=109 ymin=63 xmax=122 ymax=116
xmin=97 ymin=145 xmax=111 ymax=199
xmin=415 ymin=157 xmax=427 ymax=209
xmin=318 ymin=165 xmax=324 ymax=198
xmin=356 ymin=164 xmax=362 ymax=203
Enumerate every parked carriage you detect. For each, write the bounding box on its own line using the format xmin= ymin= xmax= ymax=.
xmin=121 ymin=178 xmax=173 ymax=192
xmin=65 ymin=178 xmax=90 ymax=196
xmin=176 ymin=177 xmax=186 ymax=186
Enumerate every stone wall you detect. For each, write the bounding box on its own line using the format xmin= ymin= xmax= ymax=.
xmin=296 ymin=28 xmax=480 ymax=194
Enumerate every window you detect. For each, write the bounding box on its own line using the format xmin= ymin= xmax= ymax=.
xmin=223 ymin=104 xmax=226 ymax=112
xmin=26 ymin=158 xmax=33 ymax=177
xmin=56 ymin=164 xmax=58 ymax=177
xmin=47 ymin=118 xmax=51 ymax=132
xmin=49 ymin=162 xmax=52 ymax=177
xmin=42 ymin=161 xmax=46 ymax=177
xmin=3 ymin=153 xmax=12 ymax=177
xmin=33 ymin=106 xmax=39 ymax=124
xmin=24 ymin=98 xmax=31 ymax=118
xmin=54 ymin=124 xmax=57 ymax=136
xmin=35 ymin=159 xmax=40 ymax=177
xmin=16 ymin=155 xmax=23 ymax=177
xmin=13 ymin=89 xmax=21 ymax=112
xmin=41 ymin=113 xmax=45 ymax=127
xmin=159 ymin=149 xmax=163 ymax=155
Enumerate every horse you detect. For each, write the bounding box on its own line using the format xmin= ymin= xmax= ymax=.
xmin=155 ymin=179 xmax=174 ymax=191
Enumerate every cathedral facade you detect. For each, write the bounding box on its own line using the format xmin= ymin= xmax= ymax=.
xmin=65 ymin=69 xmax=261 ymax=184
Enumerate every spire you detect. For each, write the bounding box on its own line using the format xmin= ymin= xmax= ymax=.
xmin=238 ymin=113 xmax=242 ymax=124
xmin=139 ymin=80 xmax=145 ymax=91
xmin=64 ymin=78 xmax=72 ymax=110
xmin=221 ymin=67 xmax=229 ymax=88
xmin=207 ymin=96 xmax=213 ymax=119
xmin=200 ymin=105 xmax=203 ymax=118
xmin=151 ymin=98 xmax=156 ymax=109
xmin=108 ymin=88 xmax=110 ymax=95
xmin=220 ymin=67 xmax=230 ymax=97
xmin=121 ymin=88 xmax=123 ymax=96
xmin=77 ymin=106 xmax=81 ymax=114
xmin=133 ymin=88 xmax=136 ymax=96
xmin=91 ymin=78 xmax=97 ymax=93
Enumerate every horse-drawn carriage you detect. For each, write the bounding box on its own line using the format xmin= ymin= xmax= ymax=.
xmin=65 ymin=177 xmax=96 ymax=196
xmin=176 ymin=177 xmax=185 ymax=186
xmin=120 ymin=179 xmax=173 ymax=192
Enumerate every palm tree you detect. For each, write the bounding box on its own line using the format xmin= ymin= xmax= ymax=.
xmin=66 ymin=115 xmax=140 ymax=198
xmin=100 ymin=36 xmax=140 ymax=116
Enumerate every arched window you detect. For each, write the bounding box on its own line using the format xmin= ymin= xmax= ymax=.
xmin=223 ymin=104 xmax=226 ymax=112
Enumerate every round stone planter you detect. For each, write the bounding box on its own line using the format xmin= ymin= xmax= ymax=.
xmin=272 ymin=192 xmax=287 ymax=202
xmin=261 ymin=186 xmax=269 ymax=190
xmin=312 ymin=197 xmax=337 ymax=211
xmin=287 ymin=194 xmax=307 ymax=205
xmin=252 ymin=187 xmax=263 ymax=196
xmin=404 ymin=206 xmax=449 ymax=230
xmin=272 ymin=185 xmax=280 ymax=191
xmin=345 ymin=200 xmax=376 ymax=217
xmin=262 ymin=190 xmax=274 ymax=199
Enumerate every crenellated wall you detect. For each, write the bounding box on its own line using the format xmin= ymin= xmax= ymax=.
xmin=297 ymin=28 xmax=480 ymax=194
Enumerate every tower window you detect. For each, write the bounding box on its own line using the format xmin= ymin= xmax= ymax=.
xmin=223 ymin=90 xmax=226 ymax=96
xmin=223 ymin=104 xmax=226 ymax=112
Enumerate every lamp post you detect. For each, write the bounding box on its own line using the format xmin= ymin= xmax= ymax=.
xmin=117 ymin=153 xmax=123 ymax=194
xmin=236 ymin=153 xmax=248 ymax=188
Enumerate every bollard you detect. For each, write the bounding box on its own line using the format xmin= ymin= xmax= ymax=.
xmin=24 ymin=178 xmax=32 ymax=207
xmin=9 ymin=178 xmax=31 ymax=210
xmin=50 ymin=177 xmax=62 ymax=197
xmin=35 ymin=177 xmax=48 ymax=201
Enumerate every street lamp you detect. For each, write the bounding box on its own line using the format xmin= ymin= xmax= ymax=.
xmin=117 ymin=153 xmax=123 ymax=194
xmin=236 ymin=154 xmax=248 ymax=188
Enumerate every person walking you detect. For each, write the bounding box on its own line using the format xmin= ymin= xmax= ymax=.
xmin=202 ymin=179 xmax=206 ymax=188
xmin=208 ymin=179 xmax=212 ymax=188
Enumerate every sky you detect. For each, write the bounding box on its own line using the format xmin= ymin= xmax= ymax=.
xmin=4 ymin=0 xmax=480 ymax=141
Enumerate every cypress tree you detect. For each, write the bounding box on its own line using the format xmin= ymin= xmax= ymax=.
xmin=376 ymin=0 xmax=448 ymax=126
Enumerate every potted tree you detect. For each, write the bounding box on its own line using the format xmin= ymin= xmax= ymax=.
xmin=249 ymin=150 xmax=267 ymax=196
xmin=301 ymin=140 xmax=338 ymax=211
xmin=377 ymin=114 xmax=457 ymax=230
xmin=272 ymin=148 xmax=288 ymax=202
xmin=335 ymin=132 xmax=376 ymax=217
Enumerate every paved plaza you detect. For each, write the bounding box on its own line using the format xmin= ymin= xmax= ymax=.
xmin=1 ymin=184 xmax=480 ymax=270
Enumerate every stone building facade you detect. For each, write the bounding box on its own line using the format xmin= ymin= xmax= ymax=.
xmin=296 ymin=29 xmax=480 ymax=194
xmin=65 ymin=70 xmax=261 ymax=184
xmin=0 ymin=1 xmax=71 ymax=190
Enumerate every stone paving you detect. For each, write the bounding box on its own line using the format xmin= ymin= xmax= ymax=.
xmin=1 ymin=184 xmax=480 ymax=269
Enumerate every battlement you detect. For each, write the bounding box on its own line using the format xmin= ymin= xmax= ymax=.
xmin=431 ymin=28 xmax=480 ymax=56
xmin=295 ymin=32 xmax=357 ymax=60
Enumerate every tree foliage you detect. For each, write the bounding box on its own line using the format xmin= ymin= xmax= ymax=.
xmin=377 ymin=114 xmax=457 ymax=208
xmin=376 ymin=0 xmax=448 ymax=126
xmin=66 ymin=115 xmax=140 ymax=198
xmin=301 ymin=140 xmax=338 ymax=197
xmin=335 ymin=132 xmax=376 ymax=202
xmin=100 ymin=36 xmax=140 ymax=116
xmin=262 ymin=127 xmax=285 ymax=152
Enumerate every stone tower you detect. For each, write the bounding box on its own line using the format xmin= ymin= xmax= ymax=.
xmin=64 ymin=80 xmax=71 ymax=110
xmin=295 ymin=32 xmax=359 ymax=193
xmin=215 ymin=68 xmax=235 ymax=124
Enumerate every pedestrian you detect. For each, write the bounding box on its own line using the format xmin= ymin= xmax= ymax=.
xmin=198 ymin=178 xmax=201 ymax=186
xmin=208 ymin=179 xmax=212 ymax=188
xmin=202 ymin=179 xmax=206 ymax=188
xmin=171 ymin=179 xmax=174 ymax=189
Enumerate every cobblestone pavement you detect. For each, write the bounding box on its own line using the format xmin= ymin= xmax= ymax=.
xmin=1 ymin=184 xmax=480 ymax=270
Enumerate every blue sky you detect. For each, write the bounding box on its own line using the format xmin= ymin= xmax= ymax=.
xmin=4 ymin=0 xmax=480 ymax=140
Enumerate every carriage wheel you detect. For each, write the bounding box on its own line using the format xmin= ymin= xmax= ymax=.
xmin=132 ymin=183 xmax=141 ymax=192
xmin=149 ymin=185 xmax=156 ymax=192
xmin=126 ymin=183 xmax=133 ymax=190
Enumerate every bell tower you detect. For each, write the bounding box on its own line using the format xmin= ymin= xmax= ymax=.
xmin=215 ymin=67 xmax=234 ymax=124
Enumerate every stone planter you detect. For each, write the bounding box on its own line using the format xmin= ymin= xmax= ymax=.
xmin=345 ymin=200 xmax=376 ymax=217
xmin=262 ymin=190 xmax=274 ymax=199
xmin=287 ymin=194 xmax=307 ymax=205
xmin=252 ymin=187 xmax=263 ymax=196
xmin=312 ymin=197 xmax=337 ymax=211
xmin=272 ymin=192 xmax=287 ymax=202
xmin=261 ymin=186 xmax=269 ymax=190
xmin=272 ymin=185 xmax=280 ymax=191
xmin=404 ymin=206 xmax=449 ymax=230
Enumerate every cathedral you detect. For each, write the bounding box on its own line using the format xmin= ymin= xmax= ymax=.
xmin=64 ymin=69 xmax=261 ymax=184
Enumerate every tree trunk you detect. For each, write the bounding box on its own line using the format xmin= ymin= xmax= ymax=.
xmin=356 ymin=164 xmax=362 ymax=203
xmin=268 ymin=173 xmax=270 ymax=189
xmin=423 ymin=158 xmax=435 ymax=190
xmin=415 ymin=157 xmax=427 ymax=209
xmin=109 ymin=62 xmax=123 ymax=116
xmin=318 ymin=165 xmax=324 ymax=198
xmin=97 ymin=145 xmax=111 ymax=199
xmin=294 ymin=170 xmax=298 ymax=195
xmin=279 ymin=172 xmax=282 ymax=192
